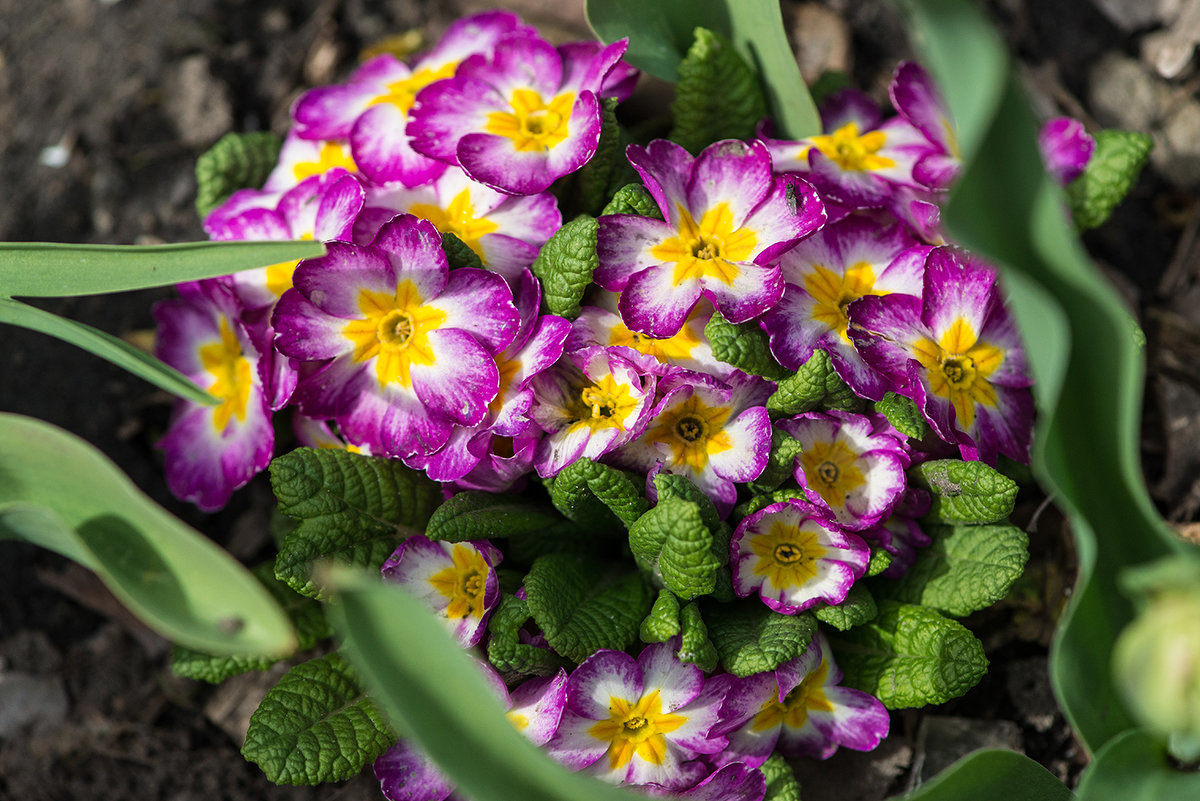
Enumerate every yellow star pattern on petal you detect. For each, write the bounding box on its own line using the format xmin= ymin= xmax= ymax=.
xmin=911 ymin=316 xmax=1003 ymax=430
xmin=650 ymin=203 xmax=757 ymax=287
xmin=342 ymin=281 xmax=447 ymax=388
xmin=485 ymin=88 xmax=575 ymax=152
xmin=587 ymin=690 xmax=687 ymax=770
xmin=198 ymin=317 xmax=254 ymax=432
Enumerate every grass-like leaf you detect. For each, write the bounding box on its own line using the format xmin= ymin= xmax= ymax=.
xmin=1073 ymin=728 xmax=1200 ymax=801
xmin=898 ymin=749 xmax=1073 ymax=801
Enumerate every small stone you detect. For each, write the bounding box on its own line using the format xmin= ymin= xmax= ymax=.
xmin=1154 ymin=99 xmax=1200 ymax=188
xmin=792 ymin=735 xmax=912 ymax=801
xmin=1090 ymin=0 xmax=1179 ymax=32
xmin=787 ymin=2 xmax=852 ymax=84
xmin=1005 ymin=657 xmax=1058 ymax=733
xmin=163 ymin=55 xmax=233 ymax=148
xmin=912 ymin=716 xmax=1024 ymax=787
xmin=0 ymin=672 xmax=68 ymax=737
xmin=1088 ymin=52 xmax=1164 ymax=131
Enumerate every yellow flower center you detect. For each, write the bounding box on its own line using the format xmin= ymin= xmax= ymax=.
xmin=292 ymin=141 xmax=358 ymax=182
xmin=798 ymin=440 xmax=866 ymax=509
xmin=607 ymin=315 xmax=702 ymax=363
xmin=650 ymin=203 xmax=757 ymax=286
xmin=750 ymin=521 xmax=827 ymax=590
xmin=341 ymin=281 xmax=447 ymax=388
xmin=370 ymin=62 xmax=458 ymax=115
xmin=587 ymin=691 xmax=687 ymax=770
xmin=804 ymin=261 xmax=883 ymax=343
xmin=569 ymin=374 xmax=640 ymax=433
xmin=643 ymin=395 xmax=734 ymax=473
xmin=409 ymin=189 xmax=500 ymax=263
xmin=262 ymin=232 xmax=316 ymax=299
xmin=485 ymin=88 xmax=575 ymax=152
xmin=198 ymin=317 xmax=253 ymax=432
xmin=427 ymin=543 xmax=491 ymax=620
xmin=751 ymin=660 xmax=835 ymax=731
xmin=911 ymin=316 xmax=1003 ymax=430
xmin=808 ymin=122 xmax=895 ymax=172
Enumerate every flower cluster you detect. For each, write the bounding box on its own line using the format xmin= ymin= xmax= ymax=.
xmin=151 ymin=11 xmax=1065 ymax=799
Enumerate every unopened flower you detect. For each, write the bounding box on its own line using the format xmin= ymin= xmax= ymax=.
xmin=889 ymin=60 xmax=961 ymax=189
xmin=731 ymin=498 xmax=870 ymax=614
xmin=595 ymin=139 xmax=825 ymax=338
xmin=1038 ymin=116 xmax=1095 ymax=185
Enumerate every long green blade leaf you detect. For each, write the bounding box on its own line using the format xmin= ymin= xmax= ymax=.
xmin=1074 ymin=729 xmax=1200 ymax=801
xmin=327 ymin=569 xmax=639 ymax=801
xmin=725 ymin=0 xmax=820 ymax=138
xmin=899 ymin=748 xmax=1073 ymax=801
xmin=0 ymin=239 xmax=324 ymax=297
xmin=0 ymin=414 xmax=296 ymax=656
xmin=0 ymin=296 xmax=217 ymax=405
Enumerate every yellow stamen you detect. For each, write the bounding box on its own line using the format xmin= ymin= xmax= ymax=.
xmin=292 ymin=141 xmax=358 ymax=182
xmin=485 ymin=88 xmax=574 ymax=152
xmin=642 ymin=395 xmax=734 ymax=473
xmin=804 ymin=261 xmax=883 ymax=343
xmin=342 ymin=281 xmax=447 ymax=388
xmin=798 ymin=440 xmax=867 ymax=509
xmin=810 ymin=122 xmax=895 ymax=172
xmin=198 ymin=317 xmax=253 ymax=432
xmin=427 ymin=544 xmax=491 ymax=620
xmin=911 ymin=316 xmax=1003 ymax=430
xmin=751 ymin=660 xmax=836 ymax=732
xmin=750 ymin=521 xmax=827 ymax=591
xmin=587 ymin=691 xmax=687 ymax=770
xmin=568 ymin=374 xmax=640 ymax=433
xmin=650 ymin=203 xmax=757 ymax=287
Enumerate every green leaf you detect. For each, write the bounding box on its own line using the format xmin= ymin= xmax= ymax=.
xmin=830 ymin=600 xmax=987 ymax=708
xmin=761 ymin=753 xmax=801 ymax=801
xmin=529 ymin=214 xmax=598 ymax=320
xmin=629 ymin=489 xmax=721 ymax=600
xmin=326 ymin=570 xmax=637 ymax=801
xmin=813 ymin=582 xmax=877 ymax=631
xmin=704 ymin=311 xmax=790 ymax=380
xmin=668 ymin=28 xmax=768 ymax=154
xmin=767 ymin=348 xmax=861 ymax=415
xmin=523 ymin=554 xmax=653 ymax=663
xmin=545 ymin=457 xmax=650 ymax=532
xmin=271 ymin=448 xmax=442 ymax=599
xmin=241 ymin=652 xmax=393 ymax=785
xmin=874 ymin=391 xmax=929 ymax=440
xmin=425 ymin=491 xmax=569 ymax=543
xmin=899 ymin=749 xmax=1073 ymax=801
xmin=1074 ymin=729 xmax=1200 ymax=801
xmin=677 ymin=601 xmax=718 ymax=672
xmin=486 ymin=594 xmax=567 ymax=678
xmin=0 ymin=240 xmax=324 ymax=298
xmin=171 ymin=563 xmax=331 ymax=683
xmin=867 ymin=546 xmax=894 ymax=577
xmin=641 ymin=589 xmax=682 ymax=642
xmin=702 ymin=599 xmax=816 ymax=677
xmin=441 ymin=232 xmax=484 ymax=270
xmin=910 ymin=459 xmax=1019 ymax=524
xmin=601 ymin=183 xmax=663 ymax=219
xmin=1065 ymin=130 xmax=1154 ymax=231
xmin=0 ymin=414 xmax=295 ymax=657
xmin=746 ymin=429 xmax=804 ymax=494
xmin=194 ymin=130 xmax=284 ymax=219
xmin=735 ymin=487 xmax=808 ymax=520
xmin=576 ymin=98 xmax=634 ymax=216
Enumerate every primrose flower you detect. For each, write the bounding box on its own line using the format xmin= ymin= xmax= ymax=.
xmin=730 ymin=498 xmax=870 ymax=614
xmin=762 ymin=89 xmax=933 ymax=209
xmin=357 ymin=165 xmax=561 ymax=284
xmin=408 ymin=34 xmax=633 ymax=194
xmin=263 ymin=130 xmax=359 ymax=192
xmin=616 ymin=371 xmax=772 ymax=517
xmin=381 ymin=535 xmax=503 ymax=647
xmin=761 ymin=216 xmax=928 ymax=399
xmin=716 ymin=635 xmax=889 ymax=762
xmin=850 ymin=247 xmax=1034 ymax=464
xmin=528 ymin=346 xmax=656 ymax=477
xmin=889 ymin=60 xmax=961 ymax=190
xmin=153 ymin=280 xmax=272 ymax=511
xmin=595 ymin=139 xmax=825 ymax=338
xmin=1038 ymin=116 xmax=1095 ymax=184
xmin=778 ymin=410 xmax=911 ymax=531
xmin=273 ymin=214 xmax=519 ymax=458
xmin=292 ymin=10 xmax=534 ymax=185
xmin=547 ymin=641 xmax=728 ymax=789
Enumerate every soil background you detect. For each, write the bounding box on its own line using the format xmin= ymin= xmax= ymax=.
xmin=0 ymin=0 xmax=1195 ymax=799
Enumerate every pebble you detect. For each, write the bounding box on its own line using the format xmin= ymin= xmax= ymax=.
xmin=911 ymin=716 xmax=1024 ymax=787
xmin=1154 ymin=99 xmax=1200 ymax=187
xmin=163 ymin=54 xmax=233 ymax=148
xmin=1089 ymin=0 xmax=1178 ymax=32
xmin=1088 ymin=52 xmax=1165 ymax=131
xmin=0 ymin=672 xmax=68 ymax=738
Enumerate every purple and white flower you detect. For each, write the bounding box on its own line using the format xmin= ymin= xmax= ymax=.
xmin=1038 ymin=116 xmax=1095 ymax=185
xmin=889 ymin=60 xmax=961 ymax=190
xmin=595 ymin=138 xmax=826 ymax=338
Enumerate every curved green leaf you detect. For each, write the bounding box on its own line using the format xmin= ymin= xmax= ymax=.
xmin=910 ymin=459 xmax=1019 ymax=524
xmin=702 ymin=598 xmax=816 ymax=677
xmin=0 ymin=239 xmax=324 ymax=297
xmin=545 ymin=458 xmax=650 ymax=532
xmin=1074 ymin=729 xmax=1200 ymax=801
xmin=194 ymin=130 xmax=284 ymax=219
xmin=426 ymin=491 xmax=569 ymax=543
xmin=0 ymin=413 xmax=295 ymax=656
xmin=327 ymin=570 xmax=638 ymax=801
xmin=899 ymin=748 xmax=1072 ymax=801
xmin=529 ymin=214 xmax=599 ymax=320
xmin=669 ymin=27 xmax=768 ymax=154
xmin=1066 ymin=130 xmax=1154 ymax=231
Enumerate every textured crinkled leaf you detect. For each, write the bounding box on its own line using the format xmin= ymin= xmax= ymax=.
xmin=867 ymin=546 xmax=894 ymax=577
xmin=705 ymin=312 xmax=790 ymax=380
xmin=813 ymin=582 xmax=877 ymax=631
xmin=911 ymin=459 xmax=1019 ymax=524
xmin=669 ymin=28 xmax=768 ymax=154
xmin=735 ymin=488 xmax=809 ymax=521
xmin=1065 ymin=130 xmax=1153 ymax=231
xmin=630 ymin=493 xmax=720 ymax=600
xmin=271 ymin=448 xmax=442 ymax=599
xmin=426 ymin=491 xmax=569 ymax=543
xmin=441 ymin=232 xmax=484 ymax=270
xmin=171 ymin=563 xmax=331 ymax=683
xmin=486 ymin=594 xmax=566 ymax=678
xmin=831 ymin=600 xmax=988 ymax=708
xmin=747 ymin=429 xmax=804 ymax=494
xmin=195 ymin=131 xmax=284 ymax=219
xmin=530 ymin=214 xmax=598 ymax=320
xmin=546 ymin=458 xmax=650 ymax=532
xmin=767 ymin=348 xmax=861 ymax=415
xmin=576 ymin=98 xmax=635 ymax=216
xmin=241 ymin=652 xmax=393 ymax=785
xmin=761 ymin=753 xmax=802 ymax=801
xmin=677 ymin=601 xmax=718 ymax=672
xmin=703 ymin=599 xmax=816 ymax=677
xmin=505 ymin=524 xmax=614 ymax=565
xmin=641 ymin=589 xmax=682 ymax=642
xmin=874 ymin=390 xmax=929 ymax=440
xmin=876 ymin=523 xmax=1030 ymax=617
xmin=601 ymin=183 xmax=664 ymax=219
xmin=524 ymin=554 xmax=653 ymax=663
